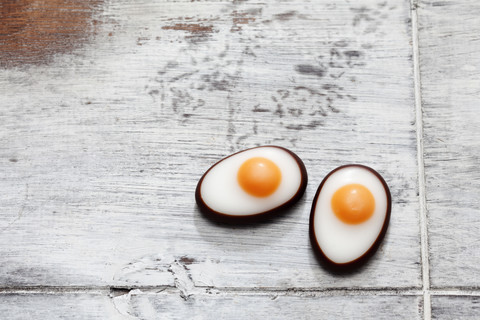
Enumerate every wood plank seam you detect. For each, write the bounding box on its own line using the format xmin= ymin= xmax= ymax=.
xmin=410 ymin=0 xmax=431 ymax=319
xmin=3 ymin=287 xmax=480 ymax=297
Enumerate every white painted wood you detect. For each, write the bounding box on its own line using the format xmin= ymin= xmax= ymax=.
xmin=0 ymin=291 xmax=423 ymax=319
xmin=431 ymin=296 xmax=480 ymax=320
xmin=0 ymin=293 xmax=119 ymax=320
xmin=0 ymin=0 xmax=420 ymax=291
xmin=3 ymin=0 xmax=480 ymax=316
xmin=417 ymin=0 xmax=480 ymax=288
xmin=123 ymin=291 xmax=423 ymax=320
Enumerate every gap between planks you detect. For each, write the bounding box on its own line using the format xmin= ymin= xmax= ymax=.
xmin=1 ymin=286 xmax=480 ymax=298
xmin=410 ymin=0 xmax=431 ymax=319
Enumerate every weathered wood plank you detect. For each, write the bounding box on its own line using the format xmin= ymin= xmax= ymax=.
xmin=0 ymin=0 xmax=419 ymax=291
xmin=0 ymin=291 xmax=423 ymax=320
xmin=431 ymin=296 xmax=480 ymax=320
xmin=0 ymin=293 xmax=117 ymax=320
xmin=417 ymin=0 xmax=480 ymax=288
xmin=123 ymin=291 xmax=423 ymax=319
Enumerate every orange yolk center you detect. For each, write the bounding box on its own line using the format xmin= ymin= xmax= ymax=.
xmin=331 ymin=183 xmax=375 ymax=224
xmin=237 ymin=157 xmax=282 ymax=197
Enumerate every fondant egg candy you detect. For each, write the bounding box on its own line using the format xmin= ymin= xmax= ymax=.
xmin=310 ymin=164 xmax=391 ymax=270
xmin=196 ymin=146 xmax=308 ymax=221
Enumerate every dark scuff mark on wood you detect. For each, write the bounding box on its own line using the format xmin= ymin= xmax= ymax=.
xmin=251 ymin=39 xmax=367 ymax=133
xmin=288 ymin=108 xmax=303 ymax=117
xmin=178 ymin=256 xmax=196 ymax=265
xmin=295 ymin=64 xmax=326 ymax=78
xmin=274 ymin=11 xmax=297 ymax=21
xmin=109 ymin=287 xmax=131 ymax=297
xmin=210 ymin=80 xmax=231 ymax=91
xmin=350 ymin=5 xmax=390 ymax=35
xmin=232 ymin=16 xmax=256 ymax=25
xmin=162 ymin=23 xmax=214 ymax=35
xmin=431 ymin=1 xmax=453 ymax=7
xmin=294 ymin=86 xmax=324 ymax=96
xmin=274 ymin=104 xmax=284 ymax=118
xmin=137 ymin=37 xmax=150 ymax=46
xmin=200 ymin=72 xmax=234 ymax=92
xmin=236 ymin=135 xmax=249 ymax=147
xmin=0 ymin=0 xmax=104 ymax=67
xmin=158 ymin=61 xmax=180 ymax=75
xmin=162 ymin=23 xmax=216 ymax=43
xmin=170 ymin=71 xmax=199 ymax=83
xmin=277 ymin=89 xmax=289 ymax=99
xmin=231 ymin=9 xmax=262 ymax=32
xmin=285 ymin=120 xmax=324 ymax=130
xmin=242 ymin=46 xmax=256 ymax=57
xmin=322 ymin=84 xmax=343 ymax=91
xmin=344 ymin=50 xmax=364 ymax=58
xmin=253 ymin=105 xmax=270 ymax=113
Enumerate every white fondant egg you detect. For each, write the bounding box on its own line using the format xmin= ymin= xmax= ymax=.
xmin=310 ymin=164 xmax=391 ymax=268
xmin=196 ymin=146 xmax=307 ymax=220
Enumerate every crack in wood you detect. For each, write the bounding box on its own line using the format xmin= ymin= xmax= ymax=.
xmin=0 ymin=184 xmax=29 ymax=234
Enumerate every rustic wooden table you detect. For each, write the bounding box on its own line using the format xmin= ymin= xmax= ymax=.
xmin=1 ymin=0 xmax=479 ymax=319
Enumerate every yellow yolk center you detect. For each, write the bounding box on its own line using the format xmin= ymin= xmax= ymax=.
xmin=237 ymin=157 xmax=282 ymax=197
xmin=331 ymin=183 xmax=375 ymax=224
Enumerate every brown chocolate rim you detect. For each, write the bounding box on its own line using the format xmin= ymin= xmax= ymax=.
xmin=309 ymin=164 xmax=392 ymax=272
xmin=195 ymin=146 xmax=308 ymax=224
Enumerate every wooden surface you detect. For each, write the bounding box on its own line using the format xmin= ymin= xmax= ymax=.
xmin=0 ymin=0 xmax=478 ymax=319
xmin=0 ymin=291 xmax=423 ymax=319
xmin=431 ymin=296 xmax=480 ymax=320
xmin=418 ymin=0 xmax=480 ymax=289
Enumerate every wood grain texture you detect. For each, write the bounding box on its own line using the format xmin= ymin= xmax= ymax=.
xmin=0 ymin=292 xmax=118 ymax=319
xmin=0 ymin=0 xmax=419 ymax=290
xmin=0 ymin=291 xmax=423 ymax=320
xmin=417 ymin=0 xmax=480 ymax=288
xmin=0 ymin=0 xmax=420 ymax=290
xmin=0 ymin=0 xmax=434 ymax=317
xmin=121 ymin=291 xmax=423 ymax=320
xmin=431 ymin=296 xmax=480 ymax=320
